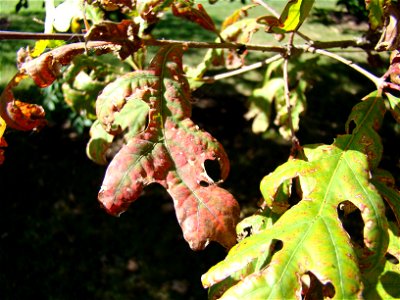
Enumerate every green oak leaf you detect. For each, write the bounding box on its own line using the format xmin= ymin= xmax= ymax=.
xmin=202 ymin=92 xmax=390 ymax=298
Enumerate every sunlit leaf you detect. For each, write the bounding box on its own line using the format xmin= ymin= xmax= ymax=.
xmin=0 ymin=73 xmax=47 ymax=131
xmin=363 ymin=221 xmax=400 ymax=299
xmin=203 ymin=92 xmax=389 ymax=298
xmin=86 ymin=120 xmax=114 ymax=165
xmin=258 ymin=0 xmax=315 ymax=33
xmin=31 ymin=40 xmax=65 ymax=58
xmin=97 ymin=46 xmax=240 ymax=250
xmin=20 ymin=41 xmax=122 ymax=88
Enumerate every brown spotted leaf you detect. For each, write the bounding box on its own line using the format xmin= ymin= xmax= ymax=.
xmin=85 ymin=20 xmax=142 ymax=60
xmin=97 ymin=46 xmax=240 ymax=250
xmin=172 ymin=2 xmax=217 ymax=33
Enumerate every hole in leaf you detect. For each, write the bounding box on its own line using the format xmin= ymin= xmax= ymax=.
xmin=270 ymin=239 xmax=283 ymax=255
xmin=288 ymin=177 xmax=302 ymax=207
xmin=301 ymin=272 xmax=335 ymax=299
xmin=385 ymin=253 xmax=399 ymax=265
xmin=204 ymin=159 xmax=222 ymax=182
xmin=199 ymin=180 xmax=210 ymax=187
xmin=347 ymin=120 xmax=357 ymax=134
xmin=337 ymin=200 xmax=365 ymax=247
xmin=256 ymin=239 xmax=284 ymax=271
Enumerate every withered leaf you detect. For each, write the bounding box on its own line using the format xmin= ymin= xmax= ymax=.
xmin=172 ymin=3 xmax=217 ymax=33
xmin=0 ymin=73 xmax=47 ymax=131
xmin=97 ymin=46 xmax=240 ymax=250
xmin=20 ymin=41 xmax=120 ymax=88
xmin=85 ymin=20 xmax=142 ymax=60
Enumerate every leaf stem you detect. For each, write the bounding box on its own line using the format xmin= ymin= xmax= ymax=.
xmin=283 ymin=33 xmax=299 ymax=148
xmin=304 ymin=46 xmax=383 ymax=88
xmin=202 ymin=54 xmax=282 ymax=82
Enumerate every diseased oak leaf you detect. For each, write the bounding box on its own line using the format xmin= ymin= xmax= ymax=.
xmin=202 ymin=92 xmax=389 ymax=299
xmin=97 ymin=46 xmax=240 ymax=250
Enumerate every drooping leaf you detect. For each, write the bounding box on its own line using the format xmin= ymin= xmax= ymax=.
xmin=20 ymin=41 xmax=121 ymax=88
xmin=245 ymin=77 xmax=284 ymax=133
xmin=97 ymin=46 xmax=240 ymax=250
xmin=372 ymin=168 xmax=400 ymax=227
xmin=86 ymin=120 xmax=114 ymax=165
xmin=257 ymin=0 xmax=315 ymax=33
xmin=61 ymin=55 xmax=130 ymax=119
xmin=245 ymin=59 xmax=306 ymax=139
xmin=0 ymin=73 xmax=47 ymax=131
xmin=202 ymin=92 xmax=389 ymax=298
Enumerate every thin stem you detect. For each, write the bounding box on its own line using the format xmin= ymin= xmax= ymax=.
xmin=0 ymin=31 xmax=85 ymax=42
xmin=283 ymin=32 xmax=299 ymax=148
xmin=0 ymin=30 xmax=286 ymax=53
xmin=304 ymin=46 xmax=382 ymax=88
xmin=202 ymin=54 xmax=282 ymax=82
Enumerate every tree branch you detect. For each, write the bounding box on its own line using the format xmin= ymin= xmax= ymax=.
xmin=304 ymin=46 xmax=382 ymax=87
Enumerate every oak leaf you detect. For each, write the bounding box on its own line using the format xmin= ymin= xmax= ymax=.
xmin=172 ymin=2 xmax=217 ymax=33
xmin=202 ymin=92 xmax=391 ymax=298
xmin=97 ymin=46 xmax=240 ymax=250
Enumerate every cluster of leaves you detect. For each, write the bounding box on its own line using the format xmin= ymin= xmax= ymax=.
xmin=1 ymin=0 xmax=400 ymax=299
